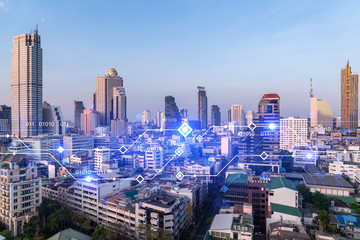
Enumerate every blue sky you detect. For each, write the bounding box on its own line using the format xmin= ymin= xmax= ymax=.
xmin=1 ymin=0 xmax=360 ymax=121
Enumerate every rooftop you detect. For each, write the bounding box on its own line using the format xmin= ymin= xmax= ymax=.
xmin=270 ymin=203 xmax=301 ymax=217
xmin=266 ymin=177 xmax=296 ymax=191
xmin=47 ymin=228 xmax=91 ymax=240
xmin=302 ymin=174 xmax=353 ymax=189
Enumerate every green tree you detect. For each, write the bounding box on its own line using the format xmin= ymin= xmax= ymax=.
xmin=0 ymin=221 xmax=6 ymax=232
xmin=92 ymin=225 xmax=124 ymax=240
xmin=71 ymin=212 xmax=93 ymax=234
xmin=46 ymin=206 xmax=71 ymax=235
xmin=314 ymin=210 xmax=330 ymax=233
xmin=297 ymin=185 xmax=313 ymax=204
xmin=313 ymin=192 xmax=329 ymax=211
xmin=22 ymin=215 xmax=40 ymax=238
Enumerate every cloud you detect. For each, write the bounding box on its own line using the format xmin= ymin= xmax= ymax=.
xmin=0 ymin=1 xmax=5 ymax=9
xmin=41 ymin=17 xmax=46 ymax=22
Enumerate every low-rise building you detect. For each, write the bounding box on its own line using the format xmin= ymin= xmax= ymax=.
xmin=209 ymin=213 xmax=253 ymax=240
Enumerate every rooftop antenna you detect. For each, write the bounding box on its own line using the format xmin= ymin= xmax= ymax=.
xmin=310 ymin=78 xmax=314 ymax=98
xmin=35 ymin=24 xmax=38 ymax=36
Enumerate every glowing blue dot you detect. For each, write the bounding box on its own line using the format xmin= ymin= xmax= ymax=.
xmin=306 ymin=153 xmax=312 ymax=159
xmin=57 ymin=146 xmax=64 ymax=153
xmin=269 ymin=123 xmax=276 ymax=130
xmin=85 ymin=176 xmax=92 ymax=182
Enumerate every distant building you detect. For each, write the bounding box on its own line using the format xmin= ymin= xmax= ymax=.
xmin=0 ymin=105 xmax=11 ymax=143
xmin=280 ymin=117 xmax=307 ymax=150
xmin=74 ymin=101 xmax=85 ymax=130
xmin=310 ymin=97 xmax=334 ymax=130
xmin=81 ymin=109 xmax=100 ymax=135
xmin=94 ymin=147 xmax=110 ymax=171
xmin=43 ymin=101 xmax=64 ymax=135
xmin=164 ymin=96 xmax=181 ymax=132
xmin=144 ymin=147 xmax=163 ymax=170
xmin=179 ymin=108 xmax=188 ymax=119
xmin=246 ymin=110 xmax=254 ymax=126
xmin=221 ymin=137 xmax=233 ymax=158
xmin=141 ymin=110 xmax=151 ymax=125
xmin=209 ymin=213 xmax=253 ymax=240
xmin=63 ymin=134 xmax=94 ymax=158
xmin=211 ymin=105 xmax=221 ymax=126
xmin=341 ymin=60 xmax=359 ymax=130
xmin=227 ymin=109 xmax=231 ymax=123
xmin=197 ymin=86 xmax=208 ymax=129
xmin=11 ymin=28 xmax=43 ymax=138
xmin=231 ymin=105 xmax=245 ymax=128
xmin=93 ymin=68 xmax=123 ymax=126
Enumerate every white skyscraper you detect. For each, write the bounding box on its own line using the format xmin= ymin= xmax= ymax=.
xmin=94 ymin=147 xmax=110 ymax=171
xmin=145 ymin=147 xmax=163 ymax=170
xmin=142 ymin=110 xmax=151 ymax=125
xmin=231 ymin=105 xmax=245 ymax=123
xmin=11 ymin=27 xmax=43 ymax=138
xmin=280 ymin=117 xmax=308 ymax=150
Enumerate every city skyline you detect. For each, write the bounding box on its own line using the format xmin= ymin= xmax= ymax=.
xmin=1 ymin=1 xmax=360 ymax=121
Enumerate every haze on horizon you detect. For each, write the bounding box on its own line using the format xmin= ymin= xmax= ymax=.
xmin=1 ymin=0 xmax=360 ymax=121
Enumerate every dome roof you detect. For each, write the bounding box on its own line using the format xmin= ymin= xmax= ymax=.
xmin=108 ymin=68 xmax=117 ymax=72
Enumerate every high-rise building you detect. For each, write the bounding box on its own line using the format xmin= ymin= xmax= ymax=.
xmin=310 ymin=97 xmax=334 ymax=129
xmin=0 ymin=154 xmax=42 ymax=235
xmin=231 ymin=104 xmax=245 ymax=126
xmin=221 ymin=137 xmax=233 ymax=158
xmin=246 ymin=110 xmax=254 ymax=126
xmin=94 ymin=147 xmax=110 ymax=171
xmin=81 ymin=109 xmax=100 ymax=135
xmin=180 ymin=109 xmax=188 ymax=119
xmin=145 ymin=147 xmax=163 ymax=170
xmin=11 ymin=27 xmax=43 ymax=138
xmin=42 ymin=101 xmax=64 ymax=135
xmin=112 ymin=86 xmax=127 ymax=122
xmin=0 ymin=105 xmax=11 ymax=143
xmin=227 ymin=109 xmax=231 ymax=123
xmin=156 ymin=111 xmax=162 ymax=128
xmin=280 ymin=117 xmax=308 ymax=150
xmin=341 ymin=60 xmax=359 ymax=130
xmin=197 ymin=86 xmax=207 ymax=129
xmin=93 ymin=68 xmax=123 ymax=126
xmin=63 ymin=134 xmax=94 ymax=158
xmin=142 ymin=110 xmax=151 ymax=125
xmin=165 ymin=96 xmax=181 ymax=132
xmin=74 ymin=101 xmax=85 ymax=130
xmin=211 ymin=105 xmax=221 ymax=126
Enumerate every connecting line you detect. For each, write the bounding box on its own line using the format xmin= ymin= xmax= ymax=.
xmin=265 ymin=150 xmax=290 ymax=174
xmin=286 ymin=126 xmax=315 ymax=153
xmin=150 ymin=154 xmax=177 ymax=180
xmin=15 ymin=136 xmax=31 ymax=150
xmin=201 ymin=126 xmax=214 ymax=137
xmin=324 ymin=129 xmax=358 ymax=145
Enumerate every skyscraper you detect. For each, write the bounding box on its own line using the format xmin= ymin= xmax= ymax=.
xmin=165 ymin=96 xmax=181 ymax=132
xmin=11 ymin=27 xmax=43 ymax=138
xmin=43 ymin=101 xmax=64 ymax=135
xmin=94 ymin=68 xmax=123 ymax=126
xmin=197 ymin=86 xmax=207 ymax=129
xmin=211 ymin=105 xmax=221 ymax=126
xmin=341 ymin=60 xmax=359 ymax=129
xmin=81 ymin=109 xmax=100 ymax=135
xmin=142 ymin=110 xmax=151 ymax=125
xmin=230 ymin=104 xmax=245 ymax=126
xmin=74 ymin=101 xmax=85 ymax=130
xmin=111 ymin=86 xmax=128 ymax=137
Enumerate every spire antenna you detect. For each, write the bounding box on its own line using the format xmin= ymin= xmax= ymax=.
xmin=310 ymin=78 xmax=314 ymax=98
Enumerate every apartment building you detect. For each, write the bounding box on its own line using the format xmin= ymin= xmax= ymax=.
xmin=0 ymin=154 xmax=42 ymax=235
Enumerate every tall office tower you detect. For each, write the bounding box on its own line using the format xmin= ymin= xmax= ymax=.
xmin=310 ymin=98 xmax=334 ymax=129
xmin=42 ymin=101 xmax=64 ymax=135
xmin=94 ymin=68 xmax=123 ymax=126
xmin=91 ymin=92 xmax=96 ymax=110
xmin=142 ymin=110 xmax=151 ymax=125
xmin=211 ymin=105 xmax=221 ymax=126
xmin=231 ymin=104 xmax=245 ymax=125
xmin=249 ymin=93 xmax=280 ymax=171
xmin=0 ymin=105 xmax=11 ymax=143
xmin=341 ymin=60 xmax=359 ymax=129
xmin=227 ymin=109 xmax=231 ymax=122
xmin=74 ymin=101 xmax=85 ymax=130
xmin=145 ymin=147 xmax=163 ymax=170
xmin=156 ymin=111 xmax=162 ymax=127
xmin=81 ymin=109 xmax=100 ymax=135
xmin=179 ymin=108 xmax=188 ymax=119
xmin=160 ymin=112 xmax=166 ymax=130
xmin=11 ymin=27 xmax=43 ymax=138
xmin=94 ymin=147 xmax=110 ymax=171
xmin=165 ymin=96 xmax=181 ymax=132
xmin=0 ymin=154 xmax=42 ymax=235
xmin=221 ymin=137 xmax=233 ymax=158
xmin=197 ymin=86 xmax=208 ymax=129
xmin=112 ymin=86 xmax=127 ymax=121
xmin=280 ymin=117 xmax=308 ymax=150
xmin=247 ymin=110 xmax=254 ymax=126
